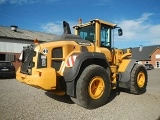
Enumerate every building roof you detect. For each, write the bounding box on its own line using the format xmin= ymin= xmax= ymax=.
xmin=0 ymin=26 xmax=55 ymax=42
xmin=124 ymin=45 xmax=160 ymax=60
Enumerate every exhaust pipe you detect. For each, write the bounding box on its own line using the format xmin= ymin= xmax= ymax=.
xmin=63 ymin=21 xmax=71 ymax=34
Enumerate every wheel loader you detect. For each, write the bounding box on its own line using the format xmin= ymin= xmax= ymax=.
xmin=16 ymin=19 xmax=148 ymax=109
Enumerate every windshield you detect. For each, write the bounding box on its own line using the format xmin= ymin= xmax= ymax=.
xmin=78 ymin=24 xmax=95 ymax=43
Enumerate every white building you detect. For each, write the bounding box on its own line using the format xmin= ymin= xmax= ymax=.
xmin=0 ymin=25 xmax=54 ymax=70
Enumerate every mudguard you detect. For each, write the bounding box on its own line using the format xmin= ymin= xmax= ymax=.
xmin=118 ymin=59 xmax=137 ymax=88
xmin=63 ymin=51 xmax=111 ymax=96
xmin=63 ymin=51 xmax=110 ymax=82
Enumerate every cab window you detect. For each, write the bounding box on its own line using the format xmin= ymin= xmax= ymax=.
xmin=78 ymin=24 xmax=95 ymax=43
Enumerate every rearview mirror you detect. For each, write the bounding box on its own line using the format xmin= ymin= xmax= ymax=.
xmin=118 ymin=28 xmax=123 ymax=36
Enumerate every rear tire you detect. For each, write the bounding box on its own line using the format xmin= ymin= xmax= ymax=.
xmin=130 ymin=64 xmax=148 ymax=94
xmin=71 ymin=65 xmax=111 ymax=109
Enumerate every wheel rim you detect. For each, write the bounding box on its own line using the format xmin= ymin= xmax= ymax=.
xmin=137 ymin=72 xmax=145 ymax=88
xmin=88 ymin=76 xmax=105 ymax=99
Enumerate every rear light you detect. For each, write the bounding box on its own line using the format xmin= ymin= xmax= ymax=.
xmin=66 ymin=55 xmax=77 ymax=67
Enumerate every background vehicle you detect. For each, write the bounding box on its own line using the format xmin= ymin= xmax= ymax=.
xmin=16 ymin=19 xmax=148 ymax=109
xmin=144 ymin=64 xmax=154 ymax=70
xmin=0 ymin=61 xmax=16 ymax=78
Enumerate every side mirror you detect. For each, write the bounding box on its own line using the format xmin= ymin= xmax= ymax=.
xmin=118 ymin=28 xmax=123 ymax=36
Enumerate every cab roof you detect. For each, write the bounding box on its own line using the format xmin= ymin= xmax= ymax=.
xmin=74 ymin=19 xmax=117 ymax=28
xmin=93 ymin=19 xmax=117 ymax=27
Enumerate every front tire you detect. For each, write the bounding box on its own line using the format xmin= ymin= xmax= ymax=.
xmin=130 ymin=64 xmax=148 ymax=94
xmin=71 ymin=65 xmax=111 ymax=109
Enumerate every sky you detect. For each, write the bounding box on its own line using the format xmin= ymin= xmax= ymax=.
xmin=0 ymin=0 xmax=160 ymax=49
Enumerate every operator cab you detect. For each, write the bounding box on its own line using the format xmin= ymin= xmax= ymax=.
xmin=74 ymin=19 xmax=122 ymax=49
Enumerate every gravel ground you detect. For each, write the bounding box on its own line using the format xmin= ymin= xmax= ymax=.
xmin=0 ymin=69 xmax=160 ymax=120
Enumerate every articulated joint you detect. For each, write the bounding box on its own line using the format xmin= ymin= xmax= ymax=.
xmin=121 ymin=49 xmax=132 ymax=59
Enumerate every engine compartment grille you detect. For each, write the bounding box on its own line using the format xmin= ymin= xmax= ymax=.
xmin=20 ymin=45 xmax=35 ymax=74
xmin=51 ymin=47 xmax=63 ymax=71
xmin=52 ymin=47 xmax=63 ymax=58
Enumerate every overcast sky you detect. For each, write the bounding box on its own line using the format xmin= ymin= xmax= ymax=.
xmin=0 ymin=0 xmax=160 ymax=48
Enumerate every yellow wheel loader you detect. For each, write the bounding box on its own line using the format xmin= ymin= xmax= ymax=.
xmin=16 ymin=19 xmax=148 ymax=109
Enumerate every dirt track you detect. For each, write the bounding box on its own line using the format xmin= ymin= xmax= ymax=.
xmin=0 ymin=69 xmax=160 ymax=120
